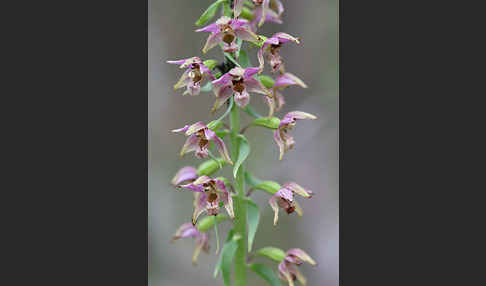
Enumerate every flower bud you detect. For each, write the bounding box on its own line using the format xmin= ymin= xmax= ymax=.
xmin=258 ymin=75 xmax=275 ymax=89
xmin=252 ymin=117 xmax=280 ymax=129
xmin=255 ymin=246 xmax=286 ymax=262
xmin=197 ymin=158 xmax=226 ymax=176
xmin=196 ymin=214 xmax=229 ymax=232
xmin=252 ymin=180 xmax=281 ymax=194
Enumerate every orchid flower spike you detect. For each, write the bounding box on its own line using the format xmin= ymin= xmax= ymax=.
xmin=250 ymin=0 xmax=284 ymax=31
xmin=264 ymin=73 xmax=307 ymax=116
xmin=268 ymin=182 xmax=314 ymax=225
xmin=258 ymin=32 xmax=300 ymax=73
xmin=179 ymin=176 xmax=235 ymax=224
xmin=171 ymin=166 xmax=198 ymax=186
xmin=172 ymin=222 xmax=210 ymax=265
xmin=196 ymin=16 xmax=258 ymax=54
xmin=278 ymin=248 xmax=317 ymax=286
xmin=167 ymin=57 xmax=214 ymax=96
xmin=274 ymin=111 xmax=317 ymax=160
xmin=172 ymin=122 xmax=233 ymax=164
xmin=211 ymin=66 xmax=270 ymax=110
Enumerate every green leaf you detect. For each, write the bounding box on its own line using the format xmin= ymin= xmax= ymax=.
xmin=252 ymin=117 xmax=280 ymax=129
xmin=247 ymin=199 xmax=260 ymax=252
xmin=196 ymin=214 xmax=229 ymax=232
xmin=196 ymin=158 xmax=226 ymax=176
xmin=255 ymin=247 xmax=286 ymax=262
xmin=244 ymin=171 xmax=262 ymax=188
xmin=223 ymin=0 xmax=232 ymax=17
xmin=239 ymin=50 xmax=251 ymax=68
xmin=233 ymin=134 xmax=250 ymax=178
xmin=240 ymin=7 xmax=254 ymax=20
xmin=248 ymin=263 xmax=283 ymax=286
xmin=224 ymin=53 xmax=242 ymax=67
xmin=235 ymin=38 xmax=243 ymax=59
xmin=203 ymin=59 xmax=218 ymax=70
xmin=195 ymin=0 xmax=224 ymax=26
xmin=214 ymin=229 xmax=234 ymax=278
xmin=200 ymin=81 xmax=212 ymax=92
xmin=214 ymin=230 xmax=242 ymax=285
xmin=252 ymin=181 xmax=281 ymax=195
xmin=258 ymin=75 xmax=275 ymax=89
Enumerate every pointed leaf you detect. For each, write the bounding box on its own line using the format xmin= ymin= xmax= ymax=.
xmin=214 ymin=230 xmax=241 ymax=285
xmin=255 ymin=247 xmax=286 ymax=262
xmin=248 ymin=263 xmax=283 ymax=286
xmin=233 ymin=134 xmax=250 ymax=178
xmin=239 ymin=50 xmax=251 ymax=68
xmin=195 ymin=0 xmax=224 ymax=26
xmin=252 ymin=117 xmax=280 ymax=129
xmin=247 ymin=199 xmax=260 ymax=252
xmin=214 ymin=230 xmax=234 ymax=278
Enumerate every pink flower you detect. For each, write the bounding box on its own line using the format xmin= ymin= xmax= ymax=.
xmin=211 ymin=66 xmax=270 ymax=110
xmin=274 ymin=111 xmax=317 ymax=160
xmin=179 ymin=176 xmax=235 ymax=224
xmin=172 ymin=222 xmax=210 ymax=265
xmin=264 ymin=73 xmax=308 ymax=116
xmin=167 ymin=57 xmax=214 ymax=96
xmin=258 ymin=32 xmax=300 ymax=73
xmin=268 ymin=182 xmax=313 ymax=225
xmin=278 ymin=248 xmax=317 ymax=286
xmin=250 ymin=0 xmax=284 ymax=31
xmin=172 ymin=122 xmax=233 ymax=164
xmin=196 ymin=16 xmax=258 ymax=54
xmin=171 ymin=166 xmax=198 ymax=186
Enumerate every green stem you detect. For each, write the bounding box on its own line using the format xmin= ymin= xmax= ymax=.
xmin=230 ymin=102 xmax=247 ymax=286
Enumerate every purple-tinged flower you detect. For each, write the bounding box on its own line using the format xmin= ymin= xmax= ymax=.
xmin=179 ymin=176 xmax=235 ymax=224
xmin=167 ymin=57 xmax=214 ymax=96
xmin=249 ymin=0 xmax=284 ymax=31
xmin=171 ymin=166 xmax=198 ymax=186
xmin=172 ymin=122 xmax=233 ymax=164
xmin=265 ymin=73 xmax=308 ymax=116
xmin=196 ymin=16 xmax=258 ymax=54
xmin=258 ymin=33 xmax=300 ymax=73
xmin=172 ymin=222 xmax=210 ymax=265
xmin=211 ymin=66 xmax=270 ymax=110
xmin=268 ymin=182 xmax=313 ymax=225
xmin=278 ymin=248 xmax=317 ymax=286
xmin=274 ymin=111 xmax=317 ymax=160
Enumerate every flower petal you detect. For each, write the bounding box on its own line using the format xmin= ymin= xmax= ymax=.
xmin=234 ymin=89 xmax=250 ymax=108
xmin=202 ymin=32 xmax=224 ymax=54
xmin=234 ymin=0 xmax=244 ymax=17
xmin=274 ymin=32 xmax=300 ymax=44
xmin=243 ymin=67 xmax=261 ymax=79
xmin=171 ymin=166 xmax=198 ymax=185
xmin=257 ymin=48 xmax=265 ymax=72
xmin=172 ymin=125 xmax=190 ymax=133
xmin=245 ymin=77 xmax=270 ymax=96
xmin=213 ymin=136 xmax=234 ymax=165
xmin=185 ymin=122 xmax=207 ymax=135
xmin=173 ymin=69 xmax=190 ymax=90
xmin=286 ymin=248 xmax=317 ymax=266
xmin=294 ymin=200 xmax=303 ymax=217
xmin=172 ymin=222 xmax=199 ymax=241
xmin=195 ymin=23 xmax=220 ymax=33
xmin=166 ymin=59 xmax=187 ymax=66
xmin=211 ymin=85 xmax=233 ymax=112
xmin=275 ymin=90 xmax=285 ymax=111
xmin=275 ymin=187 xmax=294 ymax=201
xmin=274 ymin=73 xmax=308 ymax=89
xmin=217 ymin=180 xmax=235 ymax=219
xmin=286 ymin=111 xmax=317 ymax=120
xmin=284 ymin=182 xmax=313 ymax=198
xmin=235 ymin=28 xmax=259 ymax=42
xmin=278 ymin=262 xmax=295 ymax=286
xmin=180 ymin=134 xmax=199 ymax=156
xmin=192 ymin=175 xmax=212 ymax=185
xmin=192 ymin=191 xmax=208 ymax=225
xmin=212 ymin=73 xmax=232 ymax=87
xmin=264 ymin=95 xmax=276 ymax=117
xmin=273 ymin=129 xmax=285 ymax=160
xmin=269 ymin=195 xmax=280 ymax=226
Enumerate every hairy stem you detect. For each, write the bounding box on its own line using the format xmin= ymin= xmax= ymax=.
xmin=230 ymin=102 xmax=247 ymax=286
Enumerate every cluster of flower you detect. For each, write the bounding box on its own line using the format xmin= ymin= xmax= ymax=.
xmin=165 ymin=1 xmax=319 ymax=285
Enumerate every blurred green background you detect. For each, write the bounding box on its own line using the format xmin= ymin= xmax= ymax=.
xmin=149 ymin=0 xmax=338 ymax=285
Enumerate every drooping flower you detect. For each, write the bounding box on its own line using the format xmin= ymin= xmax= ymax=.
xmin=196 ymin=16 xmax=258 ymax=54
xmin=211 ymin=66 xmax=270 ymax=110
xmin=171 ymin=166 xmax=198 ymax=186
xmin=274 ymin=111 xmax=317 ymax=160
xmin=278 ymin=248 xmax=317 ymax=286
xmin=268 ymin=182 xmax=313 ymax=225
xmin=179 ymin=176 xmax=235 ymax=224
xmin=265 ymin=73 xmax=308 ymax=116
xmin=172 ymin=222 xmax=210 ymax=265
xmin=249 ymin=0 xmax=284 ymax=31
xmin=258 ymin=32 xmax=300 ymax=73
xmin=167 ymin=57 xmax=214 ymax=96
xmin=172 ymin=122 xmax=233 ymax=164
